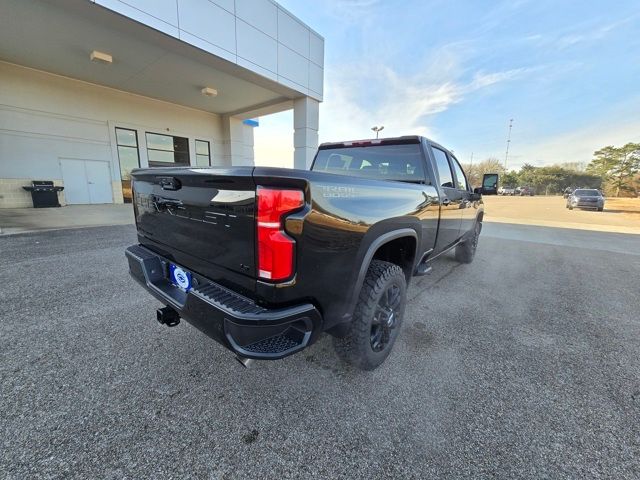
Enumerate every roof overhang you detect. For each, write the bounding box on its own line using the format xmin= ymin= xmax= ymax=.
xmin=0 ymin=0 xmax=305 ymax=116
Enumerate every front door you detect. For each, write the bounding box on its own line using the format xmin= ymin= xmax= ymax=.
xmin=449 ymin=155 xmax=476 ymax=235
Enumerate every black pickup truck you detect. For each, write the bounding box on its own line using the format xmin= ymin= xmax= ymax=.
xmin=126 ymin=136 xmax=491 ymax=370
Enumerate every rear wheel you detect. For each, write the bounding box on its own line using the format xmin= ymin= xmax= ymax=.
xmin=333 ymin=260 xmax=406 ymax=370
xmin=598 ymin=207 xmax=604 ymax=212
xmin=455 ymin=220 xmax=481 ymax=264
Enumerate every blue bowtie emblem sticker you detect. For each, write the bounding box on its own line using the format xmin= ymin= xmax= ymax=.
xmin=170 ymin=265 xmax=191 ymax=291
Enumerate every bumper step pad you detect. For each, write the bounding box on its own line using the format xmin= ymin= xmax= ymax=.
xmin=243 ymin=333 xmax=302 ymax=354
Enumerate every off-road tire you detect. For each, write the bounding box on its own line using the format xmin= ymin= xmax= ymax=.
xmin=455 ymin=220 xmax=481 ymax=264
xmin=598 ymin=207 xmax=604 ymax=212
xmin=333 ymin=260 xmax=406 ymax=370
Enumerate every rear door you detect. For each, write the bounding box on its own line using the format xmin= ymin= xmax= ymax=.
xmin=131 ymin=167 xmax=256 ymax=278
xmin=430 ymin=146 xmax=463 ymax=252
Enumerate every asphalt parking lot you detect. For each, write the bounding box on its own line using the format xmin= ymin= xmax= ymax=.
xmin=2 ymin=222 xmax=639 ymax=479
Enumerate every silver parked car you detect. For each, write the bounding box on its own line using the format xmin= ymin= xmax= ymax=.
xmin=566 ymin=189 xmax=605 ymax=211
xmin=498 ymin=185 xmax=516 ymax=195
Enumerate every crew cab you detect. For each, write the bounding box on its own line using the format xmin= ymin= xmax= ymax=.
xmin=125 ymin=136 xmax=489 ymax=370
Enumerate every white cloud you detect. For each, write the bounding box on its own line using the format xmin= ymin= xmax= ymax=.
xmin=531 ymin=16 xmax=637 ymax=50
xmin=254 ymin=62 xmax=531 ymax=168
xmin=319 ymin=63 xmax=531 ymax=142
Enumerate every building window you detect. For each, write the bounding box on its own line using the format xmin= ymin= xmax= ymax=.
xmin=195 ymin=140 xmax=211 ymax=166
xmin=146 ymin=132 xmax=190 ymax=167
xmin=115 ymin=128 xmax=140 ymax=203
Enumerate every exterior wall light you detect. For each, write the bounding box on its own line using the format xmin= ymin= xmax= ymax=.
xmin=201 ymin=87 xmax=218 ymax=97
xmin=90 ymin=50 xmax=113 ymax=64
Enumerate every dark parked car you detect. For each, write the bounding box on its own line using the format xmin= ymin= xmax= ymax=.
xmin=566 ymin=189 xmax=605 ymax=211
xmin=125 ymin=136 xmax=491 ymax=370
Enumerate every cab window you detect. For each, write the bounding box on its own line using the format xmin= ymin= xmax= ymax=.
xmin=450 ymin=156 xmax=469 ymax=191
xmin=313 ymin=144 xmax=426 ymax=182
xmin=431 ymin=147 xmax=455 ymax=188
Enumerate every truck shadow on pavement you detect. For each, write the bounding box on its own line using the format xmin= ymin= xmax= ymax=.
xmin=259 ymin=252 xmax=463 ymax=377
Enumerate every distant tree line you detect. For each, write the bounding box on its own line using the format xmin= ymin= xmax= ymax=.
xmin=463 ymin=142 xmax=640 ymax=197
xmin=586 ymin=143 xmax=640 ymax=197
xmin=463 ymin=158 xmax=600 ymax=195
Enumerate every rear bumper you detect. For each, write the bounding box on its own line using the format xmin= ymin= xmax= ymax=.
xmin=125 ymin=245 xmax=321 ymax=360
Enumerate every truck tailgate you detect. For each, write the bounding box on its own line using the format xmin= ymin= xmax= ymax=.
xmin=131 ymin=167 xmax=256 ymax=278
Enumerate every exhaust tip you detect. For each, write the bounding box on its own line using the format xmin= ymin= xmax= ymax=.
xmin=235 ymin=355 xmax=254 ymax=368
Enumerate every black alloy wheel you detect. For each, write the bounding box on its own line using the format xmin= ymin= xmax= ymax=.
xmin=370 ymin=284 xmax=402 ymax=352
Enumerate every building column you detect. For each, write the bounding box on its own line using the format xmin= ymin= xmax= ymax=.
xmin=220 ymin=116 xmax=254 ymax=166
xmin=293 ymin=97 xmax=319 ymax=170
xmin=242 ymin=121 xmax=256 ymax=166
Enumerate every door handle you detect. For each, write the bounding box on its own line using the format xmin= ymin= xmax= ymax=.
xmin=442 ymin=198 xmax=451 ymax=206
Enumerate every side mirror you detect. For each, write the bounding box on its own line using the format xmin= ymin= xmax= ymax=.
xmin=469 ymin=192 xmax=482 ymax=201
xmin=480 ymin=173 xmax=499 ymax=195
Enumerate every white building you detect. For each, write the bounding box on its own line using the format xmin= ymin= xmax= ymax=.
xmin=0 ymin=0 xmax=323 ymax=207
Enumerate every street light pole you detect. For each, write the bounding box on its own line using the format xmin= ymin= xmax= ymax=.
xmin=504 ymin=118 xmax=513 ymax=170
xmin=371 ymin=126 xmax=384 ymax=139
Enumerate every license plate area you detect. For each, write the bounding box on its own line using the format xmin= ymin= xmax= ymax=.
xmin=169 ymin=264 xmax=192 ymax=291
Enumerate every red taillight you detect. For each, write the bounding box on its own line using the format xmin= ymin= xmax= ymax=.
xmin=256 ymin=187 xmax=304 ymax=281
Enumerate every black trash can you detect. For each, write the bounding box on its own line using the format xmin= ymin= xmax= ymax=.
xmin=22 ymin=181 xmax=64 ymax=208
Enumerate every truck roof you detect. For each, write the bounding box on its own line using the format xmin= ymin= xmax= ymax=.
xmin=319 ymin=136 xmax=424 ymax=149
xmin=317 ymin=136 xmax=458 ymax=158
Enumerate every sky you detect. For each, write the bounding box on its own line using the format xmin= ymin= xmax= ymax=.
xmin=254 ymin=0 xmax=640 ymax=170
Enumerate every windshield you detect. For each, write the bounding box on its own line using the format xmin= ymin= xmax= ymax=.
xmin=312 ymin=144 xmax=426 ymax=182
xmin=574 ymin=189 xmax=600 ymax=196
